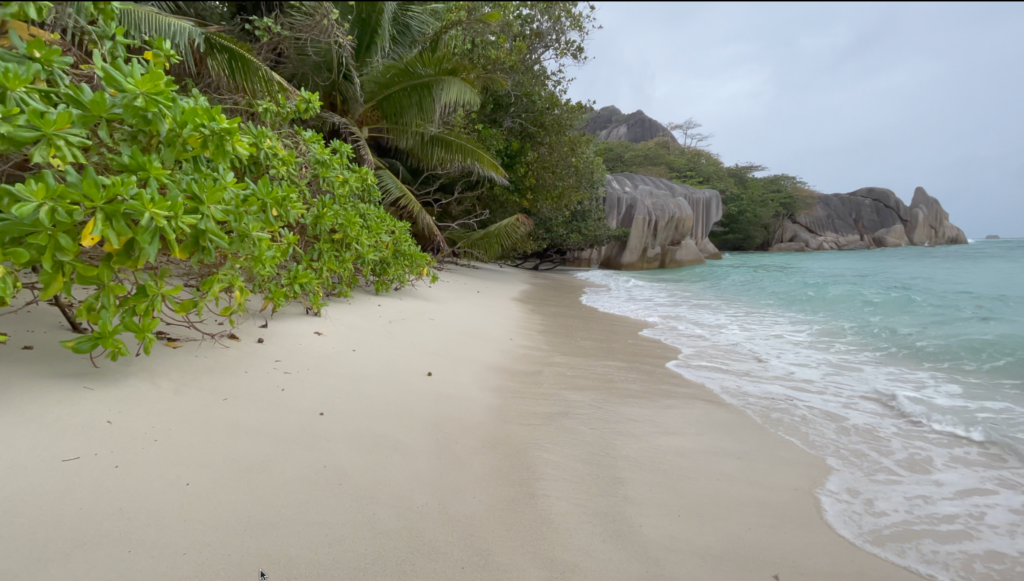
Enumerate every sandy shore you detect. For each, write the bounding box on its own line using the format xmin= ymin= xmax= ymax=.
xmin=0 ymin=264 xmax=923 ymax=580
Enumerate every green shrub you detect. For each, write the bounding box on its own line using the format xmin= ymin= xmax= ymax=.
xmin=0 ymin=2 xmax=434 ymax=361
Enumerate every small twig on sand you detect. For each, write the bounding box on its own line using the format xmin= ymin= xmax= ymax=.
xmin=82 ymin=386 xmax=94 ymax=390
xmin=61 ymin=457 xmax=80 ymax=462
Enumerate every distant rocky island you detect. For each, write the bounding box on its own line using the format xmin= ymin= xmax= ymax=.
xmin=985 ymin=235 xmax=1001 ymax=239
xmin=576 ymin=106 xmax=968 ymax=270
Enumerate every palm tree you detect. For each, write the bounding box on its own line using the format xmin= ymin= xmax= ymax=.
xmin=54 ymin=1 xmax=532 ymax=257
xmin=48 ymin=2 xmax=293 ymax=98
xmin=267 ymin=1 xmax=516 ymax=252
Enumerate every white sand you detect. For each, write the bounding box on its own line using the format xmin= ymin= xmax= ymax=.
xmin=0 ymin=264 xmax=923 ymax=580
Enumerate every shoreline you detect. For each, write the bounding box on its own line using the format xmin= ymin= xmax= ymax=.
xmin=513 ymin=270 xmax=925 ymax=580
xmin=1 ymin=264 xmax=923 ymax=580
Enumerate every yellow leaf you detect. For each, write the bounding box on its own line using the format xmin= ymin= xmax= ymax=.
xmin=271 ymin=208 xmax=278 ymax=216
xmin=80 ymin=217 xmax=101 ymax=247
xmin=171 ymin=246 xmax=188 ymax=260
xmin=143 ymin=51 xmax=153 ymax=61
xmin=234 ymin=290 xmax=241 ymax=304
xmin=48 ymin=156 xmax=64 ymax=170
xmin=260 ymin=299 xmax=271 ymax=313
xmin=164 ymin=341 xmax=183 ymax=349
xmin=4 ymin=20 xmax=57 ymax=43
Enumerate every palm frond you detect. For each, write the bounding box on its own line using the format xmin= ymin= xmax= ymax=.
xmin=315 ymin=111 xmax=374 ymax=168
xmin=362 ymin=47 xmax=480 ymax=126
xmin=48 ymin=2 xmax=100 ymax=47
xmin=375 ymin=156 xmax=411 ymax=182
xmin=374 ymin=167 xmax=446 ymax=250
xmin=382 ymin=125 xmax=506 ymax=183
xmin=203 ymin=30 xmax=295 ymax=98
xmin=115 ymin=1 xmax=204 ymax=71
xmin=447 ymin=214 xmax=534 ymax=261
xmin=144 ymin=1 xmax=194 ymax=18
xmin=341 ymin=2 xmax=444 ymax=71
xmin=115 ymin=2 xmax=292 ymax=98
xmin=275 ymin=2 xmax=361 ymax=108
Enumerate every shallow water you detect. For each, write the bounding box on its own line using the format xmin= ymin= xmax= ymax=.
xmin=577 ymin=239 xmax=1024 ymax=581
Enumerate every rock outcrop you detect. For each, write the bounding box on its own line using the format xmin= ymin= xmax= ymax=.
xmin=770 ymin=186 xmax=966 ymax=252
xmin=568 ymin=173 xmax=722 ymax=270
xmin=906 ymin=187 xmax=969 ymax=246
xmin=582 ymin=106 xmax=678 ymax=145
xmin=985 ymin=235 xmax=1001 ymax=240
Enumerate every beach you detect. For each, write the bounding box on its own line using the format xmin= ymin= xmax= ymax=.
xmin=0 ymin=264 xmax=923 ymax=580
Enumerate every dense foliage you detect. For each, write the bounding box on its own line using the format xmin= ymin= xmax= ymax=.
xmin=435 ymin=2 xmax=613 ymax=264
xmin=58 ymin=2 xmax=623 ymax=264
xmin=1 ymin=0 xmax=826 ymax=362
xmin=0 ymin=2 xmax=433 ymax=361
xmin=595 ymin=137 xmax=814 ymax=251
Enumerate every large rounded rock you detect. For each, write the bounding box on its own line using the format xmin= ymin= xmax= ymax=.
xmin=582 ymin=106 xmax=679 ymax=144
xmin=906 ymin=187 xmax=968 ymax=246
xmin=568 ymin=173 xmax=722 ymax=270
xmin=773 ymin=186 xmax=965 ymax=251
xmin=699 ymin=238 xmax=723 ymax=260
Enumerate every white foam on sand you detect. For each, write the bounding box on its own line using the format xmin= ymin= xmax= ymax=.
xmin=577 ymin=269 xmax=1024 ymax=581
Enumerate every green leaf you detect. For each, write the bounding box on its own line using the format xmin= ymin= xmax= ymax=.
xmin=38 ymin=268 xmax=64 ymax=300
xmin=5 ymin=248 xmax=30 ymax=264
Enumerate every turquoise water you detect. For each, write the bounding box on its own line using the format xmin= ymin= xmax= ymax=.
xmin=577 ymin=239 xmax=1024 ymax=581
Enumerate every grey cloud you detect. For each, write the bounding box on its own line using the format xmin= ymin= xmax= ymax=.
xmin=567 ymin=2 xmax=1024 ymax=237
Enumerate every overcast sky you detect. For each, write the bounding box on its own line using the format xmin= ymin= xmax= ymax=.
xmin=565 ymin=2 xmax=1024 ymax=238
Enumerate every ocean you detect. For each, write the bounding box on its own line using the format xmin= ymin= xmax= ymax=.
xmin=576 ymin=238 xmax=1024 ymax=581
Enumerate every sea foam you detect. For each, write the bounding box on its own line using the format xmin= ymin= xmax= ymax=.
xmin=576 ymin=241 xmax=1024 ymax=581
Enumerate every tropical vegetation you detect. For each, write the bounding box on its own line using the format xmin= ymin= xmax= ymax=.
xmin=0 ymin=0 xmax=820 ymax=361
xmin=0 ymin=1 xmax=433 ymax=362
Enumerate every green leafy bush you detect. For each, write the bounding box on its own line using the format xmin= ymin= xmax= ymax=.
xmin=0 ymin=3 xmax=434 ymax=361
